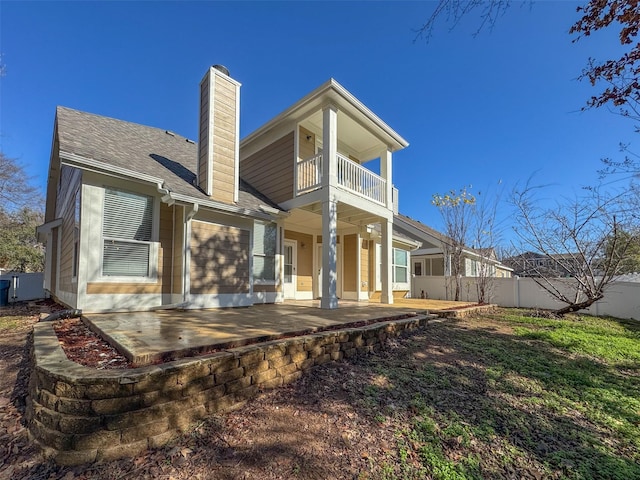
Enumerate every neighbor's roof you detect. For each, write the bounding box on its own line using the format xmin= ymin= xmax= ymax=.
xmin=55 ymin=106 xmax=282 ymax=213
xmin=394 ymin=213 xmax=451 ymax=246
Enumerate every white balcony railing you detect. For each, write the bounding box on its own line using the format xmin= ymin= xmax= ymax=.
xmin=295 ymin=153 xmax=387 ymax=206
xmin=295 ymin=153 xmax=323 ymax=195
xmin=336 ymin=153 xmax=386 ymax=205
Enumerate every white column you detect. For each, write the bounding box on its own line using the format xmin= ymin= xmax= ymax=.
xmin=380 ymin=148 xmax=393 ymax=209
xmin=322 ymin=104 xmax=338 ymax=188
xmin=321 ymin=197 xmax=338 ymax=309
xmin=381 ymin=218 xmax=393 ymax=305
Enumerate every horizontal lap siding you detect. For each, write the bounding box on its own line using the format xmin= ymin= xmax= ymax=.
xmin=241 ymin=132 xmax=294 ymax=205
xmin=360 ymin=240 xmax=369 ymax=292
xmin=173 ymin=207 xmax=184 ymax=295
xmin=56 ymin=166 xmax=80 ymax=295
xmin=284 ymin=230 xmax=313 ymax=292
xmin=298 ymin=126 xmax=315 ymax=160
xmin=190 ymin=221 xmax=249 ymax=295
xmin=343 ymin=234 xmax=357 ymax=292
xmin=198 ymin=79 xmax=210 ymax=193
xmin=211 ymin=79 xmax=237 ymax=204
xmin=159 ymin=203 xmax=173 ymax=295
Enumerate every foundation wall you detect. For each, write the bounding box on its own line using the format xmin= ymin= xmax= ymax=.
xmin=28 ymin=314 xmax=429 ymax=466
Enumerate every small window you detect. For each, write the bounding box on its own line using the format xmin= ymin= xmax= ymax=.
xmin=253 ymin=221 xmax=277 ymax=282
xmin=102 ymin=188 xmax=154 ymax=277
xmin=413 ymin=261 xmax=422 ymax=276
xmin=393 ymin=248 xmax=408 ymax=283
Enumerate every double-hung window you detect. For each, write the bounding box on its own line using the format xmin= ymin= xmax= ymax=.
xmin=102 ymin=188 xmax=154 ymax=278
xmin=393 ymin=248 xmax=409 ymax=283
xmin=253 ymin=221 xmax=277 ymax=282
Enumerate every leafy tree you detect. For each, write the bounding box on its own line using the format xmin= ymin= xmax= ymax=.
xmin=0 ymin=207 xmax=44 ymax=272
xmin=570 ymin=1 xmax=640 ymax=120
xmin=0 ymin=152 xmax=44 ymax=272
xmin=605 ymin=228 xmax=640 ymax=274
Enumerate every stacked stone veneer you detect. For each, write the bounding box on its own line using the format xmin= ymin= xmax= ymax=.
xmin=28 ymin=314 xmax=430 ymax=466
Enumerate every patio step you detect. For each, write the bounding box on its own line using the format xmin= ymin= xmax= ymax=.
xmin=369 ymin=290 xmax=409 ymax=301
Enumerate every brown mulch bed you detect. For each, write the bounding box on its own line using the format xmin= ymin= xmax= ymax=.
xmin=52 ymin=318 xmax=132 ymax=369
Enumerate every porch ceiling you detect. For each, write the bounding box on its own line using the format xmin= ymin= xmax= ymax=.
xmin=302 ymin=110 xmax=386 ymax=163
xmin=286 ymin=203 xmax=383 ymax=231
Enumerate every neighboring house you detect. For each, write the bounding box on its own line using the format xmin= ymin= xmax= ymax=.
xmin=37 ymin=66 xmax=417 ymax=313
xmin=394 ymin=214 xmax=513 ymax=281
xmin=503 ymin=251 xmax=583 ymax=278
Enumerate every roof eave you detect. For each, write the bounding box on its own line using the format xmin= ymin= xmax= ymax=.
xmin=59 ymin=150 xmax=283 ymax=221
xmin=240 ymin=78 xmax=408 ymax=151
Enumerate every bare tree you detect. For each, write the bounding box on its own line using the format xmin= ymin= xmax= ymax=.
xmin=471 ymin=187 xmax=502 ymax=304
xmin=432 ymin=187 xmax=476 ymax=301
xmin=414 ymin=0 xmax=513 ymax=42
xmin=512 ymin=182 xmax=636 ymax=315
xmin=0 ymin=152 xmax=38 ymax=211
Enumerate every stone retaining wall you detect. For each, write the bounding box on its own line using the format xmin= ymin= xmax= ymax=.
xmin=27 ymin=314 xmax=431 ymax=465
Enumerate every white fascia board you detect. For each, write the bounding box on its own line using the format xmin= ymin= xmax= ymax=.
xmin=240 ymin=79 xmax=408 ymax=151
xmin=412 ymin=248 xmax=443 ymax=255
xmin=394 ymin=218 xmax=448 ymax=248
xmin=392 ymin=236 xmax=421 ymax=250
xmin=60 ymin=151 xmax=165 ymax=186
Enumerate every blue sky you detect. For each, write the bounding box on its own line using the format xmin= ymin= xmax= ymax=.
xmin=0 ymin=1 xmax=632 ymax=239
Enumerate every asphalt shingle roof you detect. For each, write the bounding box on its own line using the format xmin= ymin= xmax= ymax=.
xmin=55 ymin=106 xmax=282 ymax=213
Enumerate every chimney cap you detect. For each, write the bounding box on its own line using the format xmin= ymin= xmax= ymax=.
xmin=212 ymin=65 xmax=230 ymax=76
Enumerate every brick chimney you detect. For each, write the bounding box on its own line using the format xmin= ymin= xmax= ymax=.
xmin=197 ymin=65 xmax=240 ymax=203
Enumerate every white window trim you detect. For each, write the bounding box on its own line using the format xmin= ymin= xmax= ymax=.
xmin=97 ymin=187 xmax=160 ymax=283
xmin=392 ymin=247 xmax=409 ymax=283
xmin=253 ymin=220 xmax=277 ymax=285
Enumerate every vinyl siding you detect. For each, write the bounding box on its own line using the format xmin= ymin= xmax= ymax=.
xmin=159 ymin=203 xmax=173 ymax=294
xmin=55 ymin=165 xmax=80 ymax=295
xmin=240 ymin=132 xmax=294 ymax=205
xmin=197 ymin=77 xmax=211 ymax=193
xmin=360 ymin=239 xmax=369 ymax=292
xmin=343 ymin=234 xmax=358 ymax=291
xmin=284 ymin=230 xmax=313 ymax=292
xmin=211 ymin=77 xmax=237 ymax=204
xmin=50 ymin=229 xmax=58 ymax=293
xmin=172 ymin=206 xmax=184 ymax=294
xmin=190 ymin=221 xmax=250 ymax=295
xmin=298 ymin=126 xmax=315 ymax=160
xmin=86 ymin=283 xmax=162 ymax=294
xmin=198 ymin=71 xmax=238 ymax=204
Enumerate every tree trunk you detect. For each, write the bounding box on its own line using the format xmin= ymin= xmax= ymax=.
xmin=553 ymin=294 xmax=604 ymax=316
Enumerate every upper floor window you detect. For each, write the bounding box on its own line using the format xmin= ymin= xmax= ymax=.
xmin=253 ymin=221 xmax=277 ymax=282
xmin=102 ymin=188 xmax=154 ymax=277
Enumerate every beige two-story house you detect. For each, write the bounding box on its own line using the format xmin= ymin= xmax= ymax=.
xmin=37 ymin=66 xmax=417 ymax=313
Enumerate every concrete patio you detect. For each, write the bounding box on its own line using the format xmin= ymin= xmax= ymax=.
xmin=84 ymin=299 xmax=474 ymax=366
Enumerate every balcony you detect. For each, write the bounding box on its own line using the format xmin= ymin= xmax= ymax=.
xmin=295 ymin=152 xmax=387 ymax=206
